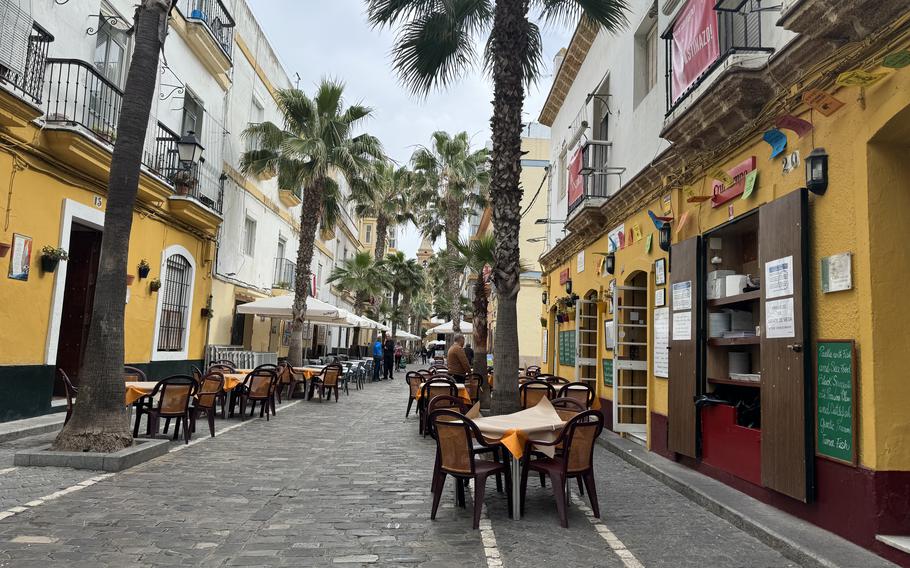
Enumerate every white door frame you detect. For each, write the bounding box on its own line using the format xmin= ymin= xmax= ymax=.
xmin=575 ymin=299 xmax=598 ymax=385
xmin=612 ymin=283 xmax=649 ymax=435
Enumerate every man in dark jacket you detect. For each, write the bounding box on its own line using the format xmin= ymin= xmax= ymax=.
xmin=383 ymin=333 xmax=396 ymax=380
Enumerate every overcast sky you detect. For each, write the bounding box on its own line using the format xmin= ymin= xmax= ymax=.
xmin=247 ymin=0 xmax=572 ymax=258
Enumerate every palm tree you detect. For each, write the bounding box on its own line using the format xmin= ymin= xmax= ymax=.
xmin=380 ymin=251 xmax=425 ymax=340
xmin=53 ymin=0 xmax=175 ymax=452
xmin=354 ymin=161 xmax=414 ymax=261
xmin=240 ymin=80 xmax=383 ymax=366
xmin=368 ymin=0 xmax=629 ymax=413
xmin=410 ymin=131 xmax=489 ymax=336
xmin=452 ymin=234 xmax=495 ymax=399
xmin=328 ymin=251 xmax=387 ymax=355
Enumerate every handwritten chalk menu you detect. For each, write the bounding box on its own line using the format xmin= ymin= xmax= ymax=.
xmin=816 ymin=341 xmax=856 ymax=464
xmin=559 ymin=330 xmax=577 ymax=367
xmin=653 ymin=308 xmax=670 ymax=378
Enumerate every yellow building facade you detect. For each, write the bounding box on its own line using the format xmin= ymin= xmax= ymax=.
xmin=538 ymin=4 xmax=910 ymax=561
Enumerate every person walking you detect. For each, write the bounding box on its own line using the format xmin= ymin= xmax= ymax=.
xmin=371 ymin=335 xmax=383 ymax=382
xmin=383 ymin=333 xmax=396 ymax=380
xmin=447 ymin=334 xmax=471 ymax=383
xmin=394 ymin=342 xmax=403 ymax=371
xmin=422 ymin=346 xmax=429 ymax=365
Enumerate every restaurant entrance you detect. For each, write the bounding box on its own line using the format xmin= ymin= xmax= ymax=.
xmin=54 ymin=222 xmax=102 ymax=393
xmin=613 ymin=271 xmax=648 ymax=438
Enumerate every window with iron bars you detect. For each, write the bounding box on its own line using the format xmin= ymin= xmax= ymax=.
xmin=157 ymin=254 xmax=192 ymax=351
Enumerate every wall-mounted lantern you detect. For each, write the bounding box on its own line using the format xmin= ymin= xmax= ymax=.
xmin=806 ymin=147 xmax=829 ymax=195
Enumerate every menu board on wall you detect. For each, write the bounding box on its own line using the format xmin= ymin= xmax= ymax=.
xmin=816 ymin=341 xmax=857 ymax=465
xmin=602 ymin=358 xmax=614 ymax=387
xmin=653 ymin=308 xmax=670 ymax=378
xmin=559 ymin=330 xmax=577 ymax=367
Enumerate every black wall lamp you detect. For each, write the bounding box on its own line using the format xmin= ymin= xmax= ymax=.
xmin=659 ymin=223 xmax=672 ymax=252
xmin=564 ymin=278 xmax=573 ymax=295
xmin=806 ymin=148 xmax=829 ymax=195
xmin=542 ymin=290 xmax=549 ymax=305
xmin=605 ymin=252 xmax=616 ymax=275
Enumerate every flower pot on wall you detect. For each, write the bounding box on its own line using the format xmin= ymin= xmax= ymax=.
xmin=41 ymin=255 xmax=59 ymax=273
xmin=0 ymin=243 xmax=10 ymax=257
xmin=138 ymin=265 xmax=151 ymax=279
xmin=149 ymin=279 xmax=162 ymax=292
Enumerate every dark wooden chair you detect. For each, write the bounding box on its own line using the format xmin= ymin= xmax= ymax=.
xmin=276 ymin=361 xmax=304 ymax=402
xmin=133 ymin=376 xmax=198 ymax=444
xmin=57 ymin=369 xmax=78 ymax=425
xmin=191 ymin=366 xmax=205 ymax=389
xmin=558 ymin=383 xmax=596 ymax=409
xmin=310 ymin=363 xmax=343 ymax=402
xmin=208 ymin=363 xmax=235 ymax=375
xmin=419 ymin=379 xmax=456 ymax=435
xmin=405 ymin=371 xmax=423 ymax=418
xmin=231 ymin=369 xmax=278 ymax=420
xmin=426 ymin=396 xmax=504 ymax=493
xmin=526 ymin=365 xmax=542 ymax=378
xmin=545 ymin=375 xmax=571 ymax=385
xmin=520 ymin=410 xmax=604 ymax=527
xmin=519 ymin=380 xmax=555 ymax=409
xmin=429 ymin=409 xmax=511 ymax=529
xmin=464 ymin=373 xmax=483 ymax=403
xmin=212 ymin=359 xmax=236 ymax=369
xmin=190 ymin=372 xmax=225 ymax=437
xmin=551 ymin=397 xmax=586 ymax=421
xmin=123 ymin=366 xmax=147 ymax=382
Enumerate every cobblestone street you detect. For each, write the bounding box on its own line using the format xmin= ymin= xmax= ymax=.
xmin=0 ymin=368 xmax=801 ymax=567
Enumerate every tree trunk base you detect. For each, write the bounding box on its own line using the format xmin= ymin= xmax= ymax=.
xmin=52 ymin=430 xmax=133 ymax=453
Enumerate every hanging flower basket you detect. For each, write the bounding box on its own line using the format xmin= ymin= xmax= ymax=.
xmin=138 ymin=260 xmax=151 ymax=279
xmin=40 ymin=246 xmax=68 ymax=273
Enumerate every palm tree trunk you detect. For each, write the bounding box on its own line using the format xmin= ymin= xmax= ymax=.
xmin=289 ymin=181 xmax=324 ymax=367
xmin=374 ymin=215 xmax=388 ymax=261
xmin=445 ymin=197 xmax=462 ymax=334
xmin=53 ymin=0 xmax=173 ymax=452
xmin=473 ymin=273 xmax=491 ymax=410
xmin=489 ymin=0 xmax=527 ymax=415
xmin=391 ymin=289 xmax=400 ymax=340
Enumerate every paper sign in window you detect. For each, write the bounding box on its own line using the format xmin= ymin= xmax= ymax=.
xmin=672 ymin=281 xmax=692 ymax=311
xmin=765 ymin=256 xmax=794 ymax=299
xmin=766 ymin=297 xmax=795 ymax=339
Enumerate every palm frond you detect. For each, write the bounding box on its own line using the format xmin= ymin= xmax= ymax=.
xmin=531 ymin=0 xmax=630 ymax=32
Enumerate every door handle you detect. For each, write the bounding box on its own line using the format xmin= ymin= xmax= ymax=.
xmin=787 ymin=343 xmax=802 ymax=352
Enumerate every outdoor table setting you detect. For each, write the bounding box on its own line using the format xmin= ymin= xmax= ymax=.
xmin=415 ymin=382 xmax=472 ymax=405
xmin=468 ymin=397 xmax=567 ymax=520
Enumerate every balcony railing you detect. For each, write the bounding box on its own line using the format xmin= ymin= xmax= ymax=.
xmin=568 ymin=140 xmax=622 ymax=216
xmin=0 ymin=22 xmax=53 ymax=104
xmin=664 ymin=3 xmax=773 ymax=114
xmin=44 ymin=59 xmax=223 ymax=213
xmin=273 ymin=258 xmax=296 ymax=289
xmin=178 ymin=0 xmax=235 ymax=59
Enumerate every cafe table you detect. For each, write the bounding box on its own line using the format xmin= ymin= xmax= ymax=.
xmin=469 ymin=398 xmax=567 ymax=520
xmin=415 ymin=382 xmax=472 ymax=405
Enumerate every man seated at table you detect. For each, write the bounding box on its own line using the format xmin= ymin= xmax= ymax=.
xmin=447 ymin=334 xmax=471 ymax=383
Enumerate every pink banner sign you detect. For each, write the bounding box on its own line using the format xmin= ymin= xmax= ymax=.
xmin=671 ymin=0 xmax=720 ymax=103
xmin=568 ymin=147 xmax=584 ymax=208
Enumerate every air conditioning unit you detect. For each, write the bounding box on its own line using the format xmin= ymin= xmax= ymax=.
xmin=0 ymin=0 xmax=33 ymax=78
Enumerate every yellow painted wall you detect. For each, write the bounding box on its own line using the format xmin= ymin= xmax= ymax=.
xmin=208 ymin=279 xmax=237 ymax=345
xmin=540 ymin=61 xmax=910 ymax=470
xmin=0 ymin=155 xmax=212 ymax=366
xmin=517 ymin=276 xmax=543 ymax=366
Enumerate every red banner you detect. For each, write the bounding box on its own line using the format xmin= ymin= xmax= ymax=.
xmin=567 ymin=147 xmax=584 ymax=207
xmin=671 ymin=0 xmax=720 ymax=103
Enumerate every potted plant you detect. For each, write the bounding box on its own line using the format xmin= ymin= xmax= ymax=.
xmin=40 ymin=246 xmax=69 ymax=273
xmin=149 ymin=278 xmax=162 ymax=292
xmin=539 ymin=317 xmax=547 ymax=328
xmin=138 ymin=259 xmax=151 ymax=279
xmin=171 ymin=169 xmax=197 ymax=196
xmin=0 ymin=242 xmax=10 ymax=257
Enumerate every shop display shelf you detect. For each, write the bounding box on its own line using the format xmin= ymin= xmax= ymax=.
xmin=707 ymin=336 xmax=760 ymax=346
xmin=707 ymin=290 xmax=761 ymax=308
xmin=708 ymin=376 xmax=761 ymax=388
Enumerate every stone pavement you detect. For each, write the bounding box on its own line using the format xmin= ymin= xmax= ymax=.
xmin=0 ymin=365 xmax=802 ymax=567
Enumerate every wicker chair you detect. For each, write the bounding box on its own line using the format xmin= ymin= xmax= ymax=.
xmin=57 ymin=369 xmax=78 ymax=425
xmin=464 ymin=373 xmax=483 ymax=403
xmin=123 ymin=366 xmax=147 ymax=382
xmin=231 ymin=369 xmax=278 ymax=420
xmin=419 ymin=379 xmax=456 ymax=435
xmin=310 ymin=363 xmax=343 ymax=402
xmin=429 ymin=409 xmax=511 ymax=529
xmin=545 ymin=375 xmax=571 ymax=385
xmin=405 ymin=372 xmax=423 ymax=418
xmin=276 ymin=361 xmax=304 ymax=402
xmin=190 ymin=372 xmax=225 ymax=437
xmin=212 ymin=359 xmax=236 ymax=369
xmin=519 ymin=380 xmax=555 ymax=409
xmin=550 ymin=397 xmax=586 ymax=421
xmin=558 ymin=383 xmax=596 ymax=409
xmin=133 ymin=376 xmax=198 ymax=444
xmin=520 ymin=410 xmax=604 ymax=527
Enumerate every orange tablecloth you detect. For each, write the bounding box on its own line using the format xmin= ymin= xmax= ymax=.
xmin=472 ymin=398 xmax=566 ymax=459
xmin=220 ymin=373 xmax=249 ymax=391
xmin=415 ymin=383 xmax=471 ymax=405
xmin=293 ymin=366 xmax=324 ymax=379
xmin=124 ymin=382 xmax=160 ymax=406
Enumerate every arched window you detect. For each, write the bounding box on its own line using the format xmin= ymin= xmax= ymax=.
xmin=157 ymin=253 xmax=192 ymax=352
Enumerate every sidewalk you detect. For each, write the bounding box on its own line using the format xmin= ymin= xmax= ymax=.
xmin=597 ymin=431 xmax=899 ymax=568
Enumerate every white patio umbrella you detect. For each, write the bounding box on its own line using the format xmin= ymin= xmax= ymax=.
xmin=394 ymin=330 xmax=420 ymax=340
xmin=236 ymin=295 xmax=352 ymax=325
xmin=424 ymin=320 xmax=474 ymax=336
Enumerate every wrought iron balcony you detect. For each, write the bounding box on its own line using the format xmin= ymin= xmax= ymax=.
xmin=178 ymin=0 xmax=235 ymax=59
xmin=273 ymin=258 xmax=296 ymax=290
xmin=568 ymin=140 xmax=623 ymax=216
xmin=664 ymin=2 xmax=774 ymax=114
xmin=0 ymin=21 xmax=53 ymax=105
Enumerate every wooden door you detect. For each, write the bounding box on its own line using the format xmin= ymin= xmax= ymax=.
xmin=54 ymin=225 xmax=102 ymax=391
xmin=668 ymin=237 xmax=702 ymax=458
xmin=759 ymin=189 xmax=813 ymax=502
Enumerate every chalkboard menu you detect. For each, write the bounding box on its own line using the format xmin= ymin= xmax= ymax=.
xmin=602 ymin=358 xmax=613 ymax=387
xmin=559 ymin=330 xmax=576 ymax=367
xmin=816 ymin=341 xmax=856 ymax=464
